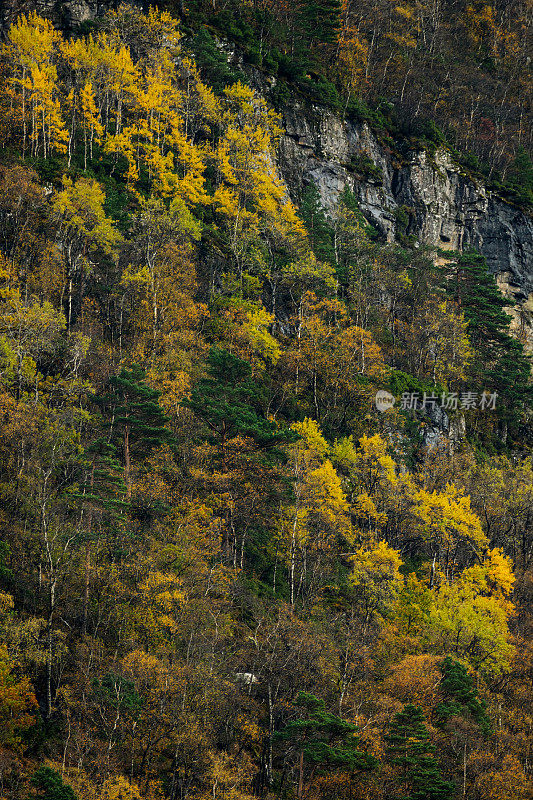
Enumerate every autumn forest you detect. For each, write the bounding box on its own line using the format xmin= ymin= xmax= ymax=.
xmin=0 ymin=2 xmax=532 ymax=799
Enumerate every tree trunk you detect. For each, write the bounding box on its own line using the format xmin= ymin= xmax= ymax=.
xmin=298 ymin=749 xmax=304 ymax=799
xmin=267 ymin=684 xmax=273 ymax=786
xmin=463 ymin=742 xmax=467 ymax=798
xmin=124 ymin=421 xmax=131 ymax=501
xmin=46 ymin=575 xmax=56 ymax=718
xmin=82 ymin=463 xmax=95 ymax=635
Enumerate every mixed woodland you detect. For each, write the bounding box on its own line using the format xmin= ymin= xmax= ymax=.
xmin=0 ymin=4 xmax=532 ymax=800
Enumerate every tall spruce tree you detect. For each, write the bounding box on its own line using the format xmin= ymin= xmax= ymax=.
xmin=508 ymin=147 xmax=533 ymax=205
xmin=435 ymin=657 xmax=492 ymax=736
xmin=70 ymin=436 xmax=128 ymax=632
xmin=385 ymin=704 xmax=455 ymax=800
xmin=99 ymin=366 xmax=173 ymax=500
xmin=276 ymin=692 xmax=375 ymax=798
xmin=441 ymin=250 xmax=533 ymax=439
xmin=300 ymin=183 xmax=335 ymax=265
xmin=185 ymin=348 xmax=297 ymax=467
xmin=74 ymin=437 xmax=128 ymax=520
xmin=298 ymin=0 xmax=342 ymax=46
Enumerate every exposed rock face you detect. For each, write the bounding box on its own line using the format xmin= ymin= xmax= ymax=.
xmin=0 ymin=0 xmax=133 ymax=33
xmin=278 ymin=102 xmax=533 ymax=298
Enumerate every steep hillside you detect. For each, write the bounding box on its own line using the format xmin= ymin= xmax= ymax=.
xmin=0 ymin=6 xmax=532 ymax=800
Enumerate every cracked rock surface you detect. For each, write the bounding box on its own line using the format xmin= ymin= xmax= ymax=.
xmin=278 ymin=102 xmax=533 ymax=299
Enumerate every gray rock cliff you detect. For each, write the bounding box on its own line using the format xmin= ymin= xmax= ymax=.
xmin=0 ymin=0 xmax=133 ymax=34
xmin=278 ymin=102 xmax=533 ymax=299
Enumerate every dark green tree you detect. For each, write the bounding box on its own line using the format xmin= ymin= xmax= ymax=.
xmin=99 ymin=366 xmax=174 ymax=500
xmin=31 ymin=767 xmax=78 ymax=800
xmin=385 ymin=704 xmax=455 ymax=800
xmin=507 ymin=147 xmax=533 ymax=205
xmin=441 ymin=250 xmax=533 ymax=440
xmin=185 ymin=348 xmax=297 ymax=467
xmin=333 ymin=185 xmax=375 ymax=291
xmin=299 ymin=182 xmax=335 ymax=265
xmin=92 ymin=672 xmax=143 ymax=716
xmin=186 ymin=349 xmax=297 ymax=573
xmin=69 ymin=435 xmax=128 ymax=632
xmin=276 ymin=692 xmax=375 ymax=798
xmin=298 ymin=0 xmax=342 ymax=46
xmin=435 ymin=657 xmax=492 ymax=736
xmin=444 ymin=250 xmax=513 ymax=351
xmin=189 ymin=28 xmax=247 ymax=94
xmin=70 ymin=436 xmax=128 ymax=525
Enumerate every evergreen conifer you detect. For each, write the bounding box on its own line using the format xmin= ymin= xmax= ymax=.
xmin=385 ymin=704 xmax=455 ymax=800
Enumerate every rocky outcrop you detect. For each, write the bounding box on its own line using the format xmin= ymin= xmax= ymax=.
xmin=278 ymin=102 xmax=533 ymax=299
xmin=0 ymin=0 xmax=133 ymax=34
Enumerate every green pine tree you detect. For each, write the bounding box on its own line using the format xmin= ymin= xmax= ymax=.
xmin=385 ymin=704 xmax=455 ymax=800
xmin=99 ymin=366 xmax=174 ymax=500
xmin=333 ymin=185 xmax=375 ymax=290
xmin=189 ymin=28 xmax=247 ymax=94
xmin=69 ymin=435 xmax=128 ymax=633
xmin=298 ymin=0 xmax=342 ymax=46
xmin=300 ymin=183 xmax=335 ymax=265
xmin=72 ymin=436 xmax=128 ymax=521
xmin=435 ymin=657 xmax=492 ymax=736
xmin=445 ymin=250 xmax=513 ymax=353
xmin=441 ymin=249 xmax=533 ymax=440
xmin=276 ymin=692 xmax=375 ymax=798
xmin=508 ymin=146 xmax=533 ymax=205
xmin=31 ymin=767 xmax=78 ymax=800
xmin=185 ymin=347 xmax=297 ymax=467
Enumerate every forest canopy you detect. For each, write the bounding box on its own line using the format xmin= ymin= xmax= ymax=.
xmin=0 ymin=5 xmax=532 ymax=800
